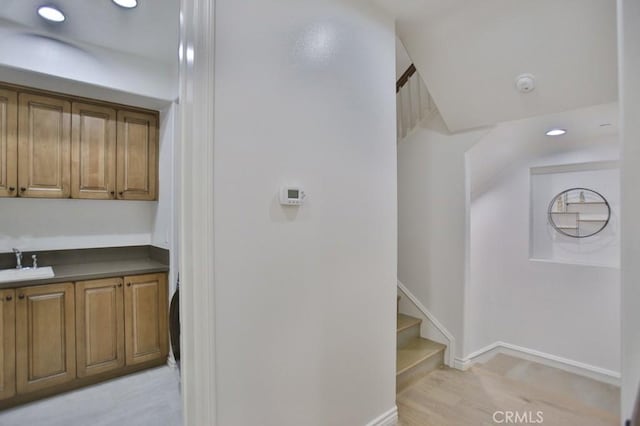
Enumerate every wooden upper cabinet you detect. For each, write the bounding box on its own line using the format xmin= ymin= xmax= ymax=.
xmin=0 ymin=89 xmax=17 ymax=198
xmin=116 ymin=110 xmax=158 ymax=201
xmin=71 ymin=103 xmax=117 ymax=200
xmin=76 ymin=278 xmax=125 ymax=377
xmin=1 ymin=84 xmax=159 ymax=201
xmin=15 ymin=283 xmax=76 ymax=394
xmin=18 ymin=93 xmax=71 ymax=198
xmin=124 ymin=273 xmax=168 ymax=365
xmin=0 ymin=289 xmax=16 ymax=400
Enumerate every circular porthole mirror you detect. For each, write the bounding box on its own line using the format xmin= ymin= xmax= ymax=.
xmin=548 ymin=188 xmax=610 ymax=238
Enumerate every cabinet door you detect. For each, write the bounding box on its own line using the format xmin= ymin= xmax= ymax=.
xmin=0 ymin=289 xmax=15 ymax=400
xmin=124 ymin=273 xmax=168 ymax=365
xmin=116 ymin=110 xmax=158 ymax=201
xmin=76 ymin=278 xmax=124 ymax=377
xmin=71 ymin=102 xmax=117 ymax=200
xmin=18 ymin=93 xmax=71 ymax=198
xmin=16 ymin=283 xmax=75 ymax=393
xmin=0 ymin=88 xmax=17 ymax=198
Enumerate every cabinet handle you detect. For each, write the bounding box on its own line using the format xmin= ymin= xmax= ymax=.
xmin=20 ymin=187 xmax=26 ymax=192
xmin=8 ymin=187 xmax=15 ymax=192
xmin=110 ymin=191 xmax=115 ymax=196
xmin=5 ymin=295 xmax=12 ymax=301
xmin=119 ymin=191 xmax=124 ymax=196
xmin=126 ymin=283 xmax=131 ymax=287
xmin=18 ymin=294 xmax=24 ymax=300
xmin=118 ymin=283 xmax=123 ymax=287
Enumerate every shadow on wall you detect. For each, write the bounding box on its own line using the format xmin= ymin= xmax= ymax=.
xmin=0 ymin=19 xmax=178 ymax=102
xmin=414 ymin=108 xmax=452 ymax=135
xmin=0 ymin=30 xmax=102 ymax=79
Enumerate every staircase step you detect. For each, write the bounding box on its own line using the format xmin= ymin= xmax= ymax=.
xmin=397 ymin=313 xmax=422 ymax=348
xmin=397 ymin=337 xmax=445 ymax=374
xmin=397 ymin=313 xmax=421 ymax=333
xmin=397 ymin=337 xmax=446 ymax=392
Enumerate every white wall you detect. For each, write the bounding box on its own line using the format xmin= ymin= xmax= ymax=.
xmin=465 ymin=103 xmax=620 ymax=376
xmin=0 ymin=21 xmax=177 ymax=255
xmin=619 ymin=0 xmax=640 ymax=418
xmin=0 ymin=123 xmax=175 ymax=253
xmin=212 ymin=1 xmax=397 ymax=424
xmin=399 ymin=101 xmax=621 ymax=375
xmin=0 ymin=19 xmax=177 ymax=103
xmin=395 ymin=37 xmax=412 ymax=78
xmin=151 ymin=103 xmax=177 ymax=251
xmin=397 ymin=111 xmax=489 ymax=358
xmin=468 ymin=140 xmax=620 ymax=374
xmin=0 ymin=102 xmax=176 ymax=254
xmin=152 ymin=102 xmax=180 ymax=296
xmin=0 ymin=199 xmax=154 ymax=252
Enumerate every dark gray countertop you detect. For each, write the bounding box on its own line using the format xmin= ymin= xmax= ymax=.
xmin=0 ymin=258 xmax=169 ymax=289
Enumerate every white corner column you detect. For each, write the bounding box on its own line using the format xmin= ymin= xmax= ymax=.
xmin=178 ymin=0 xmax=217 ymax=425
xmin=619 ymin=0 xmax=640 ymax=420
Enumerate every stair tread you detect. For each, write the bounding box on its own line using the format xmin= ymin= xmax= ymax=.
xmin=397 ymin=337 xmax=446 ymax=375
xmin=397 ymin=313 xmax=422 ymax=333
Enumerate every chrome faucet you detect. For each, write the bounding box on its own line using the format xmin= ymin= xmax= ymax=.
xmin=12 ymin=248 xmax=22 ymax=269
xmin=32 ymin=254 xmax=38 ymax=269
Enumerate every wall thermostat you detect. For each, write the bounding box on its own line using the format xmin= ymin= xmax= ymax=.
xmin=280 ymin=186 xmax=306 ymax=206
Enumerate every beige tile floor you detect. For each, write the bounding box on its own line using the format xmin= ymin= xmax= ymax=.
xmin=0 ymin=366 xmax=182 ymax=426
xmin=397 ymin=353 xmax=620 ymax=426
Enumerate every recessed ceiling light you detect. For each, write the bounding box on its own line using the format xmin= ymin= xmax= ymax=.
xmin=545 ymin=129 xmax=567 ymax=136
xmin=37 ymin=6 xmax=65 ymax=22
xmin=112 ymin=0 xmax=138 ymax=8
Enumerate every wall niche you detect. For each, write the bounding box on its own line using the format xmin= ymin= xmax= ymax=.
xmin=530 ymin=161 xmax=619 ymax=267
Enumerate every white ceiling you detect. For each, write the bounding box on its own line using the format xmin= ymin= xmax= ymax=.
xmin=381 ymin=0 xmax=618 ymax=132
xmin=468 ymin=102 xmax=619 ymax=199
xmin=0 ymin=0 xmax=179 ymax=64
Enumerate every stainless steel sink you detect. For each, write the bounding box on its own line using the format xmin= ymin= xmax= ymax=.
xmin=0 ymin=267 xmax=54 ymax=284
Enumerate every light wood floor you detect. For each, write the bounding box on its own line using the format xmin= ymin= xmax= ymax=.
xmin=0 ymin=366 xmax=182 ymax=426
xmin=0 ymin=354 xmax=620 ymax=426
xmin=397 ymin=354 xmax=620 ymax=426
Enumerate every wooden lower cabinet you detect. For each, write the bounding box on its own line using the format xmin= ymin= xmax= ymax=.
xmin=0 ymin=272 xmax=168 ymax=405
xmin=0 ymin=289 xmax=15 ymax=399
xmin=124 ymin=273 xmax=168 ymax=365
xmin=15 ymin=283 xmax=76 ymax=394
xmin=76 ymin=277 xmax=125 ymax=377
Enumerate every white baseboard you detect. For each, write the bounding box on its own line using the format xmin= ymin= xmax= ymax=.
xmin=397 ymin=280 xmax=456 ymax=366
xmin=366 ymin=406 xmax=398 ymax=426
xmin=453 ymin=356 xmax=473 ymax=371
xmin=456 ymin=341 xmax=621 ymax=386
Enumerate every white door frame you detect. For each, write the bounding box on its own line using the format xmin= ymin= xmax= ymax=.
xmin=178 ymin=0 xmax=217 ymax=425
